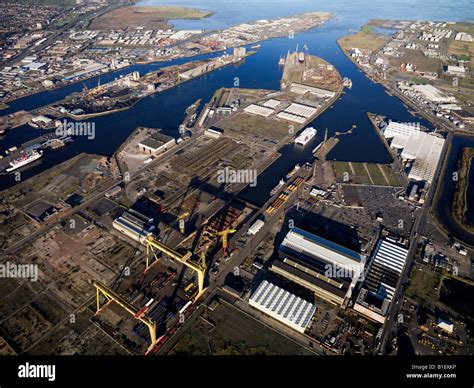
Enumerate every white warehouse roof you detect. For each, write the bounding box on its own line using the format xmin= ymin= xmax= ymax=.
xmin=372 ymin=238 xmax=409 ymax=274
xmin=383 ymin=121 xmax=445 ymax=183
xmin=284 ymin=103 xmax=318 ymax=118
xmin=249 ymin=280 xmax=316 ymax=333
xmin=244 ymin=104 xmax=274 ymax=117
xmin=248 ymin=219 xmax=264 ymax=236
xmin=262 ymin=99 xmax=281 ymax=109
xmin=412 ymin=84 xmax=456 ymax=104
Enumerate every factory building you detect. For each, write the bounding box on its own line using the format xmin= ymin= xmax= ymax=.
xmin=138 ymin=132 xmax=175 ymax=156
xmin=383 ymin=121 xmax=445 ymax=183
xmin=262 ymin=99 xmax=281 ymax=109
xmin=276 ymin=111 xmax=306 ymax=124
xmin=204 ymin=127 xmax=223 ymax=138
xmin=412 ymin=84 xmax=457 ymax=104
xmin=289 ymin=83 xmax=336 ymax=98
xmin=354 ymin=238 xmax=409 ymax=324
xmin=249 ymin=279 xmax=316 ymax=333
xmin=284 ymin=102 xmax=318 ymax=118
xmin=247 ymin=219 xmax=265 ymax=236
xmin=271 ymin=227 xmax=366 ymax=306
xmin=112 ymin=212 xmax=154 ymax=244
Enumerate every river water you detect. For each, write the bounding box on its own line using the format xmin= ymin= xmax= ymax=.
xmin=0 ymin=0 xmax=473 ymax=211
xmin=435 ymin=135 xmax=474 ymax=245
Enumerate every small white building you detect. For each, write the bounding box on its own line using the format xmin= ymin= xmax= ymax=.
xmin=247 ymin=219 xmax=264 ymax=236
xmin=437 ymin=318 xmax=454 ymax=334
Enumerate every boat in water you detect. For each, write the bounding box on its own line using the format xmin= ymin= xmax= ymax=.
xmin=286 ymin=164 xmax=300 ymax=179
xmin=270 ymin=178 xmax=285 ymax=196
xmin=251 ymin=44 xmax=261 ymax=49
xmin=294 ymin=127 xmax=317 ymax=146
xmin=342 ymin=77 xmax=352 ymax=89
xmin=6 ymin=149 xmax=43 ymax=172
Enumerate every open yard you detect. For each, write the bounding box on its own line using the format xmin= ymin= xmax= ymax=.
xmin=338 ymin=31 xmax=389 ymax=52
xmin=89 ymin=6 xmax=212 ymax=30
xmin=332 ymin=161 xmax=403 ymax=186
xmin=166 ymin=300 xmax=312 ymax=355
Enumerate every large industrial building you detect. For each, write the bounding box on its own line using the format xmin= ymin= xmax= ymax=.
xmin=412 ymin=84 xmax=457 ymax=104
xmin=112 ymin=209 xmax=155 ymax=243
xmin=354 ymin=238 xmax=409 ymax=324
xmin=289 ymin=82 xmax=336 ymax=98
xmin=243 ymin=104 xmax=274 ymax=117
xmin=383 ymin=121 xmax=445 ymax=183
xmin=271 ymin=227 xmax=366 ymax=305
xmin=138 ymin=132 xmax=176 ymax=156
xmin=249 ymin=279 xmax=316 ymax=333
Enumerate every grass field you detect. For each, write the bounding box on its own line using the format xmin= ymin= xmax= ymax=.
xmin=89 ymin=6 xmax=212 ymax=30
xmin=448 ymin=40 xmax=474 ymax=67
xmin=332 ymin=161 xmax=403 ymax=186
xmin=338 ymin=31 xmax=389 ymax=52
xmin=405 ymin=265 xmax=444 ymax=302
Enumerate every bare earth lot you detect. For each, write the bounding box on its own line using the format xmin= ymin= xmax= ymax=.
xmin=89 ymin=6 xmax=213 ymax=30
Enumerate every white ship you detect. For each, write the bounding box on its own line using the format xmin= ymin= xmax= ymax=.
xmin=270 ymin=178 xmax=285 ymax=196
xmin=6 ymin=150 xmax=43 ymax=172
xmin=294 ymin=127 xmax=317 ymax=146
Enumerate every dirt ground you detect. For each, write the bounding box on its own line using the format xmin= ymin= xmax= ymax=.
xmin=89 ymin=6 xmax=212 ymax=30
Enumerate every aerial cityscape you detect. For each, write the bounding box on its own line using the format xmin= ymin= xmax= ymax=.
xmin=0 ymin=0 xmax=473 ymax=385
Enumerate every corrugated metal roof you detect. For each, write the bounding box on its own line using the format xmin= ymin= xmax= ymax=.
xmin=249 ymin=280 xmax=316 ymax=333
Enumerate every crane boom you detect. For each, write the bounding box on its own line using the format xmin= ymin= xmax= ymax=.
xmin=93 ymin=280 xmax=157 ymax=353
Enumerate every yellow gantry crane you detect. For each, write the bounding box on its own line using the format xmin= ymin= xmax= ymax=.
xmin=144 ymin=235 xmax=207 ymax=299
xmin=93 ymin=280 xmax=157 ymax=354
xmin=217 ymin=229 xmax=236 ymax=255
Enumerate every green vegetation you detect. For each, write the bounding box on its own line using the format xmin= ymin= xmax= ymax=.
xmin=454 ymin=22 xmax=474 ymax=36
xmin=338 ymin=30 xmax=389 ymax=53
xmin=451 ymin=147 xmax=474 ymax=232
xmin=90 ymin=5 xmax=212 ymax=30
xmin=332 ymin=161 xmax=403 ymax=186
xmin=406 ymin=265 xmax=444 ymax=301
xmin=410 ymin=77 xmax=430 ymax=85
xmin=361 ymin=24 xmax=375 ymax=33
xmin=456 ymin=54 xmax=471 ymax=62
xmin=138 ymin=6 xmax=213 ymax=20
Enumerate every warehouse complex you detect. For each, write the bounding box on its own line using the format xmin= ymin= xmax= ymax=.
xmin=271 ymin=227 xmax=366 ymax=306
xmin=383 ymin=121 xmax=445 ymax=183
xmin=354 ymin=238 xmax=409 ymax=324
xmin=249 ymin=279 xmax=317 ymax=333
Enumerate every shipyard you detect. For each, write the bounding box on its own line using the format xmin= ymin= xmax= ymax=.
xmin=0 ymin=1 xmax=473 ymax=384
